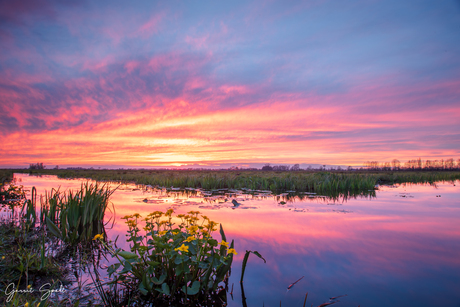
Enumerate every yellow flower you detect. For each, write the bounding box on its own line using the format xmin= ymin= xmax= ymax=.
xmin=206 ymin=221 xmax=218 ymax=231
xmin=174 ymin=244 xmax=189 ymax=253
xmin=27 ymin=284 xmax=32 ymax=289
xmin=228 ymin=248 xmax=238 ymax=255
xmin=185 ymin=236 xmax=196 ymax=242
xmin=187 ymin=225 xmax=198 ymax=235
xmin=188 ymin=225 xmax=198 ymax=232
xmin=165 ymin=209 xmax=174 ymax=216
xmin=172 ymin=230 xmax=180 ymax=235
xmin=92 ymin=234 xmax=104 ymax=241
xmin=122 ymin=215 xmax=133 ymax=219
xmin=218 ymin=240 xmax=229 ymax=248
xmin=133 ymin=213 xmax=141 ymax=218
xmin=1 ymin=256 xmax=5 ymax=260
xmin=24 ymin=303 xmax=29 ymax=307
xmin=159 ymin=230 xmax=167 ymax=236
xmin=148 ymin=211 xmax=163 ymax=218
xmin=126 ymin=220 xmax=137 ymax=227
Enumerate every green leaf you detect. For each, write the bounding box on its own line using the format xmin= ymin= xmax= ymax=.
xmin=120 ymin=261 xmax=132 ymax=274
xmin=182 ymin=281 xmax=200 ymax=295
xmin=146 ymin=261 xmax=160 ymax=267
xmin=161 ymin=282 xmax=170 ymax=295
xmin=117 ymin=251 xmax=138 ymax=260
xmin=46 ymin=217 xmax=62 ymax=240
xmin=139 ymin=284 xmax=148 ymax=295
xmin=251 ymin=251 xmax=266 ymax=263
xmin=240 ymin=250 xmax=266 ymax=283
xmin=151 ymin=274 xmax=166 ymax=285
xmin=174 ymin=256 xmax=183 ymax=265
xmin=219 ymin=223 xmax=227 ymax=242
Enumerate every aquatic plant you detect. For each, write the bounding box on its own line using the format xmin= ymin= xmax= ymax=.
xmin=17 ymin=168 xmax=460 ymax=196
xmin=95 ymin=210 xmax=235 ymax=306
xmin=0 ymin=194 xmax=68 ymax=306
xmin=44 ymin=182 xmax=115 ymax=245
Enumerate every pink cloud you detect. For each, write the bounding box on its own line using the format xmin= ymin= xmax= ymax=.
xmin=136 ymin=12 xmax=165 ymax=38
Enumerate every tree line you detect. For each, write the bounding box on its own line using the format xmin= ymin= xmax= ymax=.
xmin=364 ymin=158 xmax=460 ymax=171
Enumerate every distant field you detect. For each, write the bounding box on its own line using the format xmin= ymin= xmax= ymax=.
xmin=5 ymin=169 xmax=460 ymax=195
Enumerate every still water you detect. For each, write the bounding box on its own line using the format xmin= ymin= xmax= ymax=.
xmin=13 ymin=174 xmax=460 ymax=307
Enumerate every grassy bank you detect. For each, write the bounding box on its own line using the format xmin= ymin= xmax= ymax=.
xmin=1 ymin=178 xmax=237 ymax=306
xmin=9 ymin=169 xmax=460 ymax=194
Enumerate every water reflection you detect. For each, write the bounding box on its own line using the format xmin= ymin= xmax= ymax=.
xmin=12 ymin=174 xmax=460 ymax=307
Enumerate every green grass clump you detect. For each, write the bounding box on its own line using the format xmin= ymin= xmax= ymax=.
xmin=44 ymin=182 xmax=115 ymax=245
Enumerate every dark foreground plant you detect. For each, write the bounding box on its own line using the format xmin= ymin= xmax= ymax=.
xmin=94 ymin=210 xmax=235 ymax=306
xmin=45 ymin=182 xmax=116 ymax=245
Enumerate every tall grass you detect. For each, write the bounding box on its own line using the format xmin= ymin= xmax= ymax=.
xmin=43 ymin=182 xmax=116 ymax=245
xmin=12 ymin=169 xmax=460 ymax=196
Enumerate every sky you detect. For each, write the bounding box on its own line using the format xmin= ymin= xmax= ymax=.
xmin=1 ymin=0 xmax=459 ymax=169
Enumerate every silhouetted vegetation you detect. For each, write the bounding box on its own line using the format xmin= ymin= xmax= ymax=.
xmin=29 ymin=162 xmax=45 ymax=170
xmin=364 ymin=158 xmax=460 ymax=171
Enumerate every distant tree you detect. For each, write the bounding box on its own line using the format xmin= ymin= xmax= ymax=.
xmin=445 ymin=158 xmax=454 ymax=170
xmin=272 ymin=165 xmax=289 ymax=171
xmin=261 ymin=164 xmax=273 ymax=171
xmin=29 ymin=163 xmax=45 ymax=170
xmin=391 ymin=159 xmax=400 ymax=170
xmin=291 ymin=164 xmax=300 ymax=171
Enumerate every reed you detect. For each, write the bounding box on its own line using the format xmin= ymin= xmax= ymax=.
xmin=0 ymin=186 xmax=68 ymax=306
xmin=15 ymin=169 xmax=460 ymax=196
xmin=44 ymin=182 xmax=115 ymax=245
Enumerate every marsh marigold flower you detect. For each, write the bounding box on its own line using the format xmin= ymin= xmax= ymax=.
xmin=92 ymin=234 xmax=104 ymax=241
xmin=159 ymin=230 xmax=167 ymax=236
xmin=174 ymin=244 xmax=189 ymax=253
xmin=166 ymin=209 xmax=174 ymax=216
xmin=228 ymin=248 xmax=238 ymax=255
xmin=219 ymin=240 xmax=229 ymax=248
xmin=185 ymin=236 xmax=196 ymax=242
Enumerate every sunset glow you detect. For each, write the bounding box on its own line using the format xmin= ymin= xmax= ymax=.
xmin=1 ymin=1 xmax=459 ymax=168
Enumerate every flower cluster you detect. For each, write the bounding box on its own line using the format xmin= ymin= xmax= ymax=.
xmin=97 ymin=209 xmax=236 ymax=302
